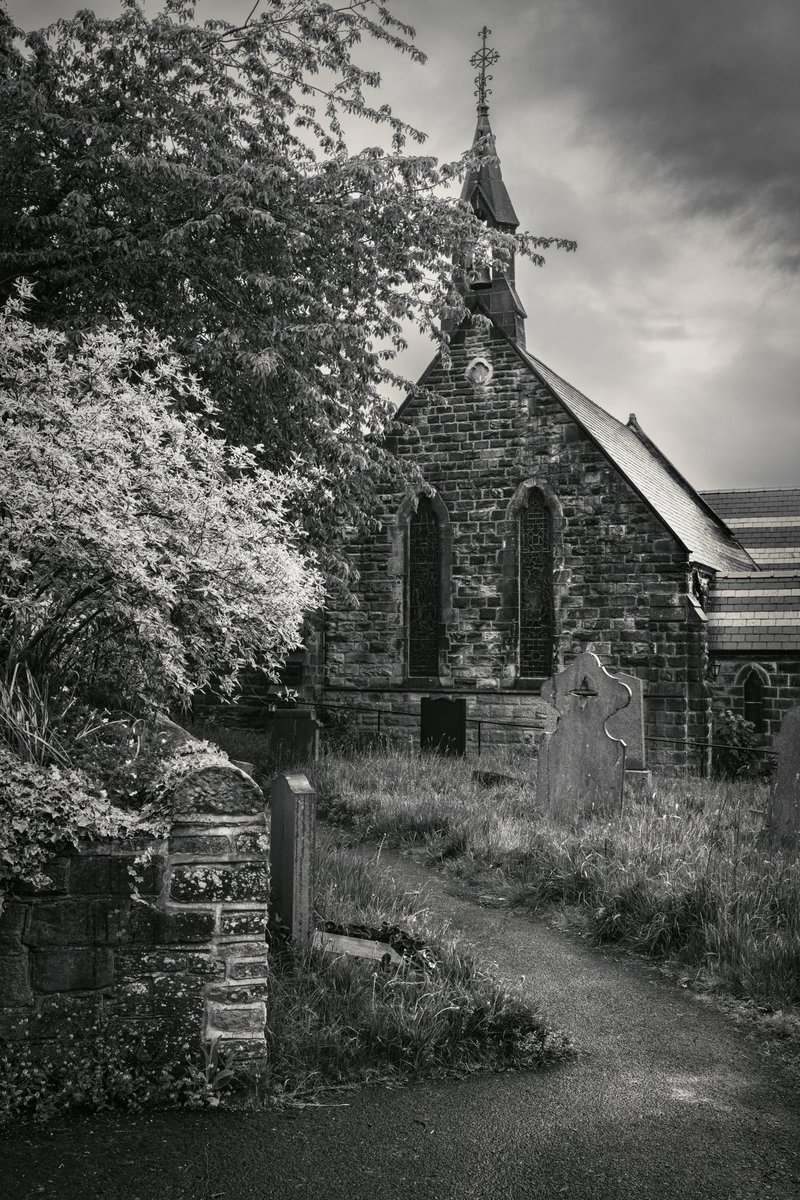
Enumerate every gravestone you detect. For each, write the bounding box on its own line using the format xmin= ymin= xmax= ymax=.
xmin=536 ymin=652 xmax=630 ymax=819
xmin=263 ymin=708 xmax=322 ymax=763
xmin=767 ymin=705 xmax=800 ymax=849
xmin=270 ymin=773 xmax=316 ymax=945
xmin=420 ymin=697 xmax=467 ymax=756
xmin=606 ymin=670 xmax=646 ymax=771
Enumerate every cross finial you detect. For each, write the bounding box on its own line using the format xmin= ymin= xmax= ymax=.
xmin=470 ymin=26 xmax=500 ymax=113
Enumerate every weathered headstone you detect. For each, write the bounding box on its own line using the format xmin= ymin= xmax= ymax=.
xmin=536 ymin=652 xmax=630 ymax=819
xmin=767 ymin=705 xmax=800 ymax=849
xmin=270 ymin=773 xmax=316 ymax=944
xmin=606 ymin=670 xmax=647 ymax=772
xmin=420 ymin=696 xmax=467 ymax=756
xmin=263 ymin=709 xmax=321 ymax=764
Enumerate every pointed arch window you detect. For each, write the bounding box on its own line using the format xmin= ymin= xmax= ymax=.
xmin=408 ymin=495 xmax=441 ymax=676
xmin=742 ymin=669 xmax=765 ymax=735
xmin=518 ymin=489 xmax=555 ymax=677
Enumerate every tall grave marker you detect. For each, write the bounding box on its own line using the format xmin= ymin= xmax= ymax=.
xmin=270 ymin=773 xmax=316 ymax=945
xmin=537 ymin=652 xmax=630 ymax=820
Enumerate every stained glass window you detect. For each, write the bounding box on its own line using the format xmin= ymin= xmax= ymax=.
xmin=743 ymin=670 xmax=765 ymax=735
xmin=408 ymin=495 xmax=440 ymax=676
xmin=518 ymin=490 xmax=554 ymax=676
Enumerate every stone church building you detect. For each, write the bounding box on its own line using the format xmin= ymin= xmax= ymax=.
xmin=302 ymin=87 xmax=800 ymax=774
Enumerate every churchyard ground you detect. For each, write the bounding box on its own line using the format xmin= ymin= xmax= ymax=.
xmin=303 ymin=744 xmax=800 ymax=1024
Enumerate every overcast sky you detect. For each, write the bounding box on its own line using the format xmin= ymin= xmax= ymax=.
xmin=10 ymin=0 xmax=800 ymax=489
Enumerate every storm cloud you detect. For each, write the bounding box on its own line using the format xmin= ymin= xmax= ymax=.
xmin=527 ymin=0 xmax=800 ymax=270
xmin=8 ymin=0 xmax=800 ymax=487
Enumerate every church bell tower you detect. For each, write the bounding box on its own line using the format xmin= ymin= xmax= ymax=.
xmin=458 ymin=28 xmax=527 ymax=346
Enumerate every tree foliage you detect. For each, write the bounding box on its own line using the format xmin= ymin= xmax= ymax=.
xmin=0 ymin=0 xmax=573 ymax=579
xmin=0 ymin=286 xmax=323 ymax=707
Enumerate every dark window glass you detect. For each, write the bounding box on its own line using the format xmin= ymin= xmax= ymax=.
xmin=519 ymin=491 xmax=554 ymax=676
xmin=408 ymin=496 xmax=440 ymax=676
xmin=743 ymin=670 xmax=765 ymax=735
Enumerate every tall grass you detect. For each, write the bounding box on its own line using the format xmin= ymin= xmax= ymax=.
xmin=311 ymin=747 xmax=800 ymax=1007
xmin=263 ymin=835 xmax=571 ymax=1102
xmin=0 ymin=665 xmax=71 ymax=766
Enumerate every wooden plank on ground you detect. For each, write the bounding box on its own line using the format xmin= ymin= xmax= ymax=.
xmin=312 ymin=930 xmax=404 ymax=965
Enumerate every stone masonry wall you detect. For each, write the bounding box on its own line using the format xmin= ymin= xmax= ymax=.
xmin=713 ymin=658 xmax=800 ymax=748
xmin=0 ymin=763 xmax=269 ymax=1063
xmin=320 ymin=320 xmax=707 ymax=772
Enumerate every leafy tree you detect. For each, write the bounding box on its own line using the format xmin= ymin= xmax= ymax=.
xmin=0 ymin=0 xmax=572 ymax=582
xmin=0 ymin=284 xmax=323 ymax=707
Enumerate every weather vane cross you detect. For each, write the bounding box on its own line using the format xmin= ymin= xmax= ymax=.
xmin=470 ymin=26 xmax=500 ymax=112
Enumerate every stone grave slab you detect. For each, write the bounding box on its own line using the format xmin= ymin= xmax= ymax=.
xmin=767 ymin=705 xmax=800 ymax=849
xmin=420 ymin=697 xmax=467 ymax=756
xmin=263 ymin=709 xmax=321 ymax=763
xmin=536 ymin=652 xmax=630 ymax=819
xmin=606 ymin=670 xmax=647 ymax=771
xmin=270 ymin=773 xmax=316 ymax=945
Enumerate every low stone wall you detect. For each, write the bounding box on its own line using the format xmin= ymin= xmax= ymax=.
xmin=320 ymin=687 xmax=553 ymax=756
xmin=0 ymin=758 xmax=269 ymax=1063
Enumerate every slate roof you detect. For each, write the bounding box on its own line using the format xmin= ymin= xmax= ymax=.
xmin=704 ymin=570 xmax=800 ymax=655
xmin=699 ymin=490 xmax=800 ymax=654
xmin=517 ymin=348 xmax=756 ymax=573
xmin=460 ymin=111 xmax=519 ymax=229
xmin=701 ymin=488 xmax=800 ymax=570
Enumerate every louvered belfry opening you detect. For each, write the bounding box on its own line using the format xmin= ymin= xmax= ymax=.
xmin=518 ymin=490 xmax=555 ymax=676
xmin=408 ymin=495 xmax=441 ymax=676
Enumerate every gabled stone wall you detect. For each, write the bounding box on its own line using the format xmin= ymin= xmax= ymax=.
xmin=319 ymin=321 xmax=709 ymax=772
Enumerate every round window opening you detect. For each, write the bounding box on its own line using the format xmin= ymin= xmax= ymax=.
xmin=465 ymin=357 xmax=493 ymax=387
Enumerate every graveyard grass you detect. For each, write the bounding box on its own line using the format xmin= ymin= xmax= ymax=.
xmin=263 ymin=834 xmax=573 ymax=1105
xmin=310 ymin=746 xmax=800 ymax=1014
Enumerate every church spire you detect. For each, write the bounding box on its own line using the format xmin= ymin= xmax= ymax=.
xmin=459 ymin=29 xmax=526 ymax=344
xmin=462 ymin=28 xmax=519 ymax=231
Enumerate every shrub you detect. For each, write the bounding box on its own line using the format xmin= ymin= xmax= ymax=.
xmin=0 ymin=745 xmax=131 ymax=912
xmin=713 ymin=709 xmax=761 ymax=778
xmin=0 ymin=287 xmax=322 ymax=711
xmin=0 ymin=702 xmax=227 ymax=913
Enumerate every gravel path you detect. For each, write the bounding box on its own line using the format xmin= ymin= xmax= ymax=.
xmin=3 ymin=836 xmax=799 ymax=1200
